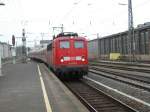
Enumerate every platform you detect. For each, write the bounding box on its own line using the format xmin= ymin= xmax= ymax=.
xmin=0 ymin=61 xmax=89 ymax=112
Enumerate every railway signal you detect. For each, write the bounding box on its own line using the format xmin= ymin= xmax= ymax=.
xmin=0 ymin=2 xmax=5 ymax=6
xmin=12 ymin=35 xmax=15 ymax=46
xmin=12 ymin=35 xmax=16 ymax=64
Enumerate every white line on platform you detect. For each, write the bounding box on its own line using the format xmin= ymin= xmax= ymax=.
xmin=37 ymin=65 xmax=52 ymax=112
xmin=85 ymin=76 xmax=150 ymax=107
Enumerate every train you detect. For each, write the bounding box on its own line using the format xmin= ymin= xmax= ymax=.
xmin=88 ymin=23 xmax=150 ymax=62
xmin=29 ymin=32 xmax=88 ymax=78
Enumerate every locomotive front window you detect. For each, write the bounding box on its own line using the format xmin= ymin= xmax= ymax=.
xmin=60 ymin=41 xmax=70 ymax=48
xmin=74 ymin=41 xmax=84 ymax=48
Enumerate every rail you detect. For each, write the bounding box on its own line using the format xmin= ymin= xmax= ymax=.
xmin=64 ymin=80 xmax=136 ymax=112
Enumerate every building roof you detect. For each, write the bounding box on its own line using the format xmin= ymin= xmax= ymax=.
xmin=40 ymin=40 xmax=52 ymax=44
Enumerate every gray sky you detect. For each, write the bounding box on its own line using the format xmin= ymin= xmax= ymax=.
xmin=0 ymin=0 xmax=150 ymax=47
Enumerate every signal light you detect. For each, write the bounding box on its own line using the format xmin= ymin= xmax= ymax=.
xmin=12 ymin=35 xmax=15 ymax=46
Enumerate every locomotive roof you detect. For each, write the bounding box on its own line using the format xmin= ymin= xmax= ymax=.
xmin=56 ymin=32 xmax=78 ymax=38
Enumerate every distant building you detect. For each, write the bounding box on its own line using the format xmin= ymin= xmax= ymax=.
xmin=137 ymin=22 xmax=150 ymax=28
xmin=29 ymin=40 xmax=52 ymax=53
xmin=15 ymin=46 xmax=23 ymax=57
xmin=0 ymin=42 xmax=12 ymax=59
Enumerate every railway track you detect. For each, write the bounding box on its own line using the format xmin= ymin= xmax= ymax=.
xmin=90 ymin=61 xmax=150 ymax=73
xmin=89 ymin=67 xmax=150 ymax=92
xmin=89 ymin=60 xmax=150 ymax=90
xmin=95 ymin=60 xmax=150 ymax=68
xmin=90 ymin=65 xmax=150 ymax=84
xmin=64 ymin=80 xmax=136 ymax=112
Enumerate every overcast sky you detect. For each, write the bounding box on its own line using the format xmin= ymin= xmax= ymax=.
xmin=0 ymin=0 xmax=150 ymax=47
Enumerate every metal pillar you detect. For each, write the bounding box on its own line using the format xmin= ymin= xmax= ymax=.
xmin=52 ymin=24 xmax=64 ymax=36
xmin=128 ymin=0 xmax=135 ymax=61
xmin=61 ymin=24 xmax=64 ymax=32
xmin=41 ymin=33 xmax=44 ymax=48
xmin=128 ymin=0 xmax=133 ymax=30
xmin=97 ymin=33 xmax=101 ymax=59
xmin=22 ymin=29 xmax=26 ymax=63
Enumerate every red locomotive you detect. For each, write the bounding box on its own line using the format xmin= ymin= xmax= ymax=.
xmin=29 ymin=32 xmax=88 ymax=78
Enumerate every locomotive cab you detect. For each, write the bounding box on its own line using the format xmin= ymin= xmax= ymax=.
xmin=53 ymin=32 xmax=88 ymax=78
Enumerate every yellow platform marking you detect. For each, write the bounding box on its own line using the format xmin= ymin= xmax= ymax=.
xmin=37 ymin=65 xmax=52 ymax=112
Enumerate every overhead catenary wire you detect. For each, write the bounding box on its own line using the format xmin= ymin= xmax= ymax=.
xmin=79 ymin=0 xmax=150 ymax=37
xmin=58 ymin=0 xmax=83 ymax=25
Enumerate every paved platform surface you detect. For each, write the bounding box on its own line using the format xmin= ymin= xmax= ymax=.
xmin=0 ymin=61 xmax=89 ymax=112
xmin=0 ymin=62 xmax=46 ymax=112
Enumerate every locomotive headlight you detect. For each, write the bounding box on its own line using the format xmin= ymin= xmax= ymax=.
xmin=60 ymin=59 xmax=64 ymax=62
xmin=81 ymin=58 xmax=85 ymax=61
xmin=81 ymin=56 xmax=85 ymax=61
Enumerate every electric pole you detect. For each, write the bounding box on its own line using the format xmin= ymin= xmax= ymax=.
xmin=22 ymin=28 xmax=26 ymax=63
xmin=52 ymin=24 xmax=64 ymax=36
xmin=128 ymin=0 xmax=135 ymax=61
xmin=41 ymin=33 xmax=44 ymax=48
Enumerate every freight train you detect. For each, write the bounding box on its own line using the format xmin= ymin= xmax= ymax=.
xmin=88 ymin=23 xmax=150 ymax=62
xmin=29 ymin=32 xmax=88 ymax=78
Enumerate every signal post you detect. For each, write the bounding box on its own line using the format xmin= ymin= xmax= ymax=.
xmin=22 ymin=29 xmax=27 ymax=63
xmin=12 ymin=35 xmax=16 ymax=64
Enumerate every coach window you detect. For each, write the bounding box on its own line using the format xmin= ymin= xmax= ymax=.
xmin=47 ymin=43 xmax=52 ymax=51
xmin=60 ymin=41 xmax=70 ymax=48
xmin=74 ymin=41 xmax=84 ymax=48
